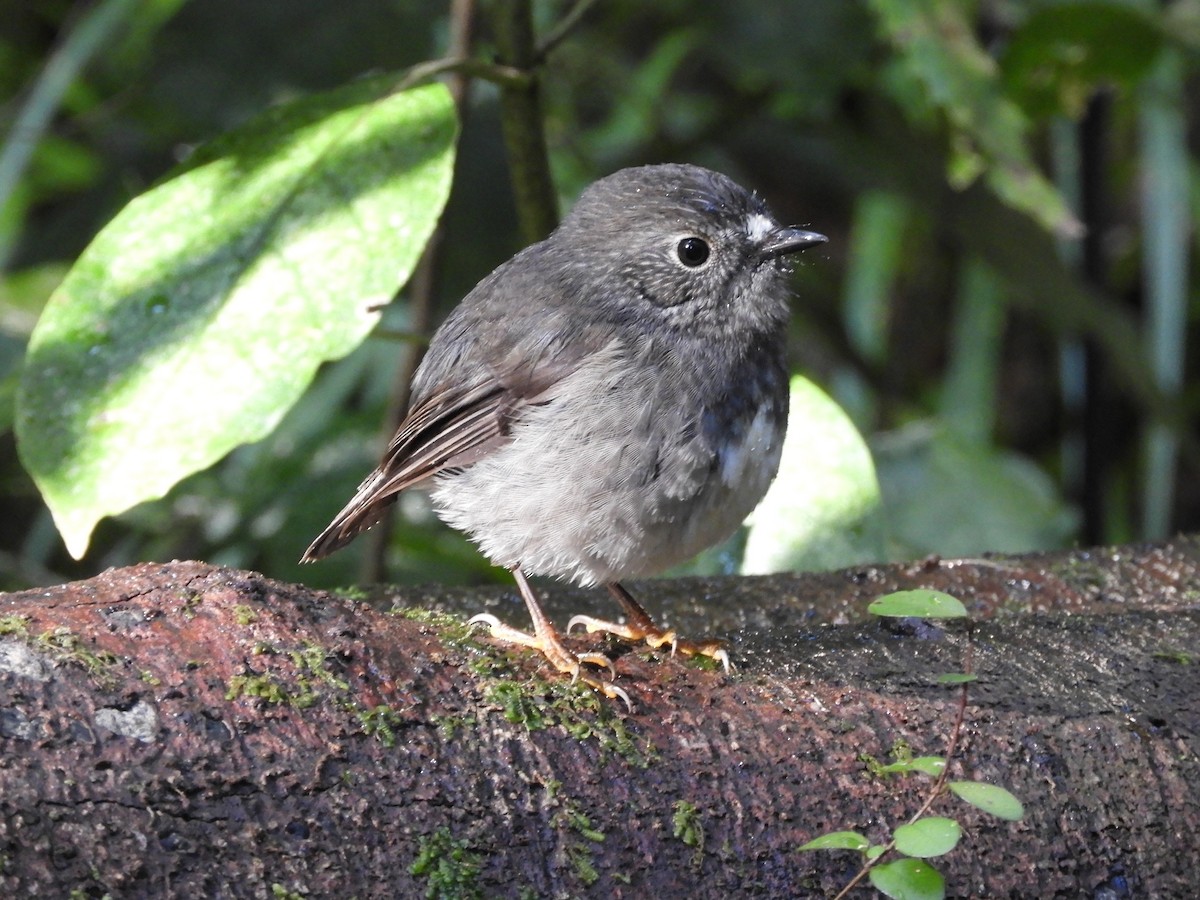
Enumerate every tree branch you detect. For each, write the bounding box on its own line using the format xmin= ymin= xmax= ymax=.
xmin=491 ymin=0 xmax=559 ymax=243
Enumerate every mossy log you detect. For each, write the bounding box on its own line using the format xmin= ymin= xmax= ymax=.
xmin=1 ymin=537 xmax=1198 ymax=897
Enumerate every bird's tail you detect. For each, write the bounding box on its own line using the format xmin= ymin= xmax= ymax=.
xmin=300 ymin=470 xmax=395 ymax=563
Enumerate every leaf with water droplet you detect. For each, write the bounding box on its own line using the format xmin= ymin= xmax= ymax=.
xmin=948 ymin=781 xmax=1025 ymax=820
xmin=17 ymin=79 xmax=457 ymax=557
xmin=893 ymin=817 xmax=960 ymax=858
xmin=868 ymin=589 xmax=968 ymax=619
xmin=869 ymin=858 xmax=945 ymax=900
xmin=798 ymin=830 xmax=870 ymax=852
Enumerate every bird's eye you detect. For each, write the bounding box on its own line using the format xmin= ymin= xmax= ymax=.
xmin=676 ymin=237 xmax=710 ymax=267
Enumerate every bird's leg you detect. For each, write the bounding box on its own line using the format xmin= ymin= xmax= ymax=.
xmin=469 ymin=567 xmax=631 ymax=708
xmin=568 ymin=582 xmax=731 ymax=672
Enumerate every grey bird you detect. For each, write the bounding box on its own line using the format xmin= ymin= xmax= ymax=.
xmin=302 ymin=163 xmax=826 ymax=704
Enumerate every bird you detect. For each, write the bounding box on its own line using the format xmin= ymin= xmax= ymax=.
xmin=302 ymin=163 xmax=826 ymax=705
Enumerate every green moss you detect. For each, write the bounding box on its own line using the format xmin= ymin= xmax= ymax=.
xmin=567 ymin=842 xmax=600 ymax=886
xmin=226 ymin=641 xmax=356 ymax=712
xmin=394 ymin=606 xmax=479 ymax=647
xmin=233 ymin=604 xmax=258 ymax=625
xmin=409 ymin=827 xmax=482 ymax=900
xmin=226 ymin=673 xmax=293 ymax=706
xmin=0 ymin=615 xmax=30 ymax=636
xmin=482 ymin=675 xmax=655 ymax=767
xmin=270 ymin=885 xmax=306 ymax=900
xmin=1153 ymin=648 xmax=1194 ymax=664
xmin=685 ymin=653 xmax=723 ymax=672
xmin=179 ymin=591 xmax=202 ymax=620
xmin=289 ymin=643 xmax=350 ymax=691
xmin=860 ymin=739 xmax=916 ymax=779
xmin=35 ymin=627 xmax=120 ymax=687
xmin=356 ymin=704 xmax=404 ymax=747
xmin=672 ymin=800 xmax=705 ymax=868
xmin=562 ymin=802 xmax=606 ymax=843
xmin=553 ymin=799 xmax=605 ymax=888
xmin=431 ymin=713 xmax=475 ymax=740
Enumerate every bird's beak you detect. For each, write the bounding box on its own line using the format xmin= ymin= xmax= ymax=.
xmin=761 ymin=227 xmax=828 ymax=259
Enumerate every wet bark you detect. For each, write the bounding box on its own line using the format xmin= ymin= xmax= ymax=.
xmin=0 ymin=537 xmax=1197 ymax=898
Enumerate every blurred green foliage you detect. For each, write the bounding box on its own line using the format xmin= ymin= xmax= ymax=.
xmin=1 ymin=0 xmax=1196 ymax=592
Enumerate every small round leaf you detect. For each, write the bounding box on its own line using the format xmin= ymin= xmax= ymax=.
xmin=937 ymin=673 xmax=978 ymax=685
xmin=798 ymin=831 xmax=869 ymax=852
xmin=869 ymin=858 xmax=946 ymax=900
xmin=910 ymin=756 xmax=947 ymax=777
xmin=893 ymin=817 xmax=961 ymax=858
xmin=868 ymin=590 xmax=968 ymax=619
xmin=949 ymin=781 xmax=1025 ymax=820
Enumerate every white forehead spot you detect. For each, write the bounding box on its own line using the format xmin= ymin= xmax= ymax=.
xmin=746 ymin=213 xmax=774 ymax=242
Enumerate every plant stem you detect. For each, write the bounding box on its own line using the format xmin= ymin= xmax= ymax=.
xmin=832 ymin=627 xmax=975 ymax=900
xmin=491 ymin=0 xmax=559 ymax=243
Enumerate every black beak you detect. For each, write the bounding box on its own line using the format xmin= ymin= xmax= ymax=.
xmin=761 ymin=227 xmax=828 ymax=259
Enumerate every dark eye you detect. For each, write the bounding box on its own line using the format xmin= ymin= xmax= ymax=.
xmin=676 ymin=237 xmax=710 ymax=267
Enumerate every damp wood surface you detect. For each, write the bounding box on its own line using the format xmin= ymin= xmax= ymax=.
xmin=0 ymin=537 xmax=1197 ymax=898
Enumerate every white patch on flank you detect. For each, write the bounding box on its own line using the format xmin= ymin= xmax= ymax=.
xmin=719 ymin=403 xmax=779 ymax=490
xmin=746 ymin=213 xmax=775 ymax=243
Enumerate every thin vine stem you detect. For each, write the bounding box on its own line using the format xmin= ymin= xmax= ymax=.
xmin=832 ymin=625 xmax=976 ymax=900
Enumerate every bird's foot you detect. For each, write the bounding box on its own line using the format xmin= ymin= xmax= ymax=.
xmin=468 ymin=613 xmax=631 ymax=708
xmin=567 ymin=612 xmax=731 ymax=673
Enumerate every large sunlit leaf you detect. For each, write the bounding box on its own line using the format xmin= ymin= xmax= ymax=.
xmin=17 ymin=78 xmax=457 ymax=557
xmin=742 ymin=376 xmax=887 ymax=575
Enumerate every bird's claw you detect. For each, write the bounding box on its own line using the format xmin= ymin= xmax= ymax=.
xmin=565 ymin=612 xmax=736 ymax=670
xmin=469 ymin=611 xmax=629 ymax=707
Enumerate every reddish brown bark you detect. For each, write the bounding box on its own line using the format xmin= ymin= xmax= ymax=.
xmin=0 ymin=538 xmax=1197 ymax=898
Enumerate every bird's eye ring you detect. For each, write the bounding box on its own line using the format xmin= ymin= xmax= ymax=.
xmin=676 ymin=237 xmax=710 ymax=267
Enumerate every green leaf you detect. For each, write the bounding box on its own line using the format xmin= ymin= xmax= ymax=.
xmin=742 ymin=376 xmax=887 ymax=574
xmin=893 ymin=817 xmax=961 ymax=858
xmin=948 ymin=781 xmax=1025 ymax=821
xmin=909 ymin=756 xmax=947 ymax=777
xmin=1001 ymin=2 xmax=1162 ymax=118
xmin=871 ymin=424 xmax=1078 ymax=558
xmin=870 ymin=858 xmax=946 ymax=900
xmin=798 ymin=830 xmax=870 ymax=852
xmin=16 ymin=78 xmax=458 ymax=557
xmin=868 ymin=589 xmax=968 ymax=619
xmin=868 ymin=0 xmax=1080 ymax=237
xmin=937 ymin=672 xmax=978 ymax=685
xmin=843 ymin=191 xmax=910 ymax=363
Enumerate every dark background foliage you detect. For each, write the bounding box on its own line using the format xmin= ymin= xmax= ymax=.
xmin=1 ymin=0 xmax=1196 ymax=591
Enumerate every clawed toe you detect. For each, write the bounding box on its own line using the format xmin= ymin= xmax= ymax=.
xmin=467 ymin=576 xmax=631 ymax=707
xmin=580 ymin=675 xmax=632 ymax=711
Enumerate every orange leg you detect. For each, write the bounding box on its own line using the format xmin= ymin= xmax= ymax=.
xmin=567 ymin=582 xmax=731 ymax=672
xmin=469 ymin=567 xmax=631 ymax=708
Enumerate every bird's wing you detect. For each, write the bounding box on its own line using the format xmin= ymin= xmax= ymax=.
xmin=300 ymin=344 xmax=590 ymax=562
